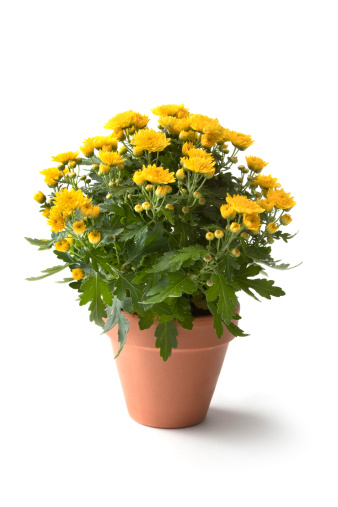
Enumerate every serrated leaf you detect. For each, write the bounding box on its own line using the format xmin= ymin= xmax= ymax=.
xmin=79 ymin=273 xmax=113 ymax=327
xmin=114 ymin=273 xmax=145 ymax=314
xmin=25 ymin=237 xmax=52 ymax=247
xmin=127 ymin=224 xmax=167 ymax=267
xmin=148 ymin=245 xmax=208 ymax=273
xmin=155 ymin=320 xmax=178 ymax=361
xmin=207 ymin=301 xmax=224 ymax=339
xmin=138 ymin=312 xmax=156 ymax=330
xmin=144 ymin=272 xmax=197 ymax=304
xmin=233 ymin=266 xmax=285 ymax=301
xmin=26 ymin=263 xmax=69 ymax=281
xmin=225 ymin=322 xmax=249 ymax=337
xmin=205 ymin=273 xmax=238 ymax=324
xmin=167 ymin=297 xmax=193 ymax=330
xmin=103 ymin=297 xmax=130 ymax=358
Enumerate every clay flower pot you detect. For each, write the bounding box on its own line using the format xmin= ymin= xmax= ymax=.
xmin=107 ymin=311 xmax=238 ymax=429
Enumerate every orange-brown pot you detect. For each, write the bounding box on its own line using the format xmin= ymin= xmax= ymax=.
xmin=107 ymin=312 xmax=238 ymax=429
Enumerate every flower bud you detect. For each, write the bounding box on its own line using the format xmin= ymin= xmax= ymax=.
xmin=203 ymin=254 xmax=212 ymax=262
xmin=134 ymin=204 xmax=143 ymax=213
xmin=206 ymin=280 xmax=214 ymax=286
xmin=238 ymin=165 xmax=245 ymax=171
xmin=193 ymin=191 xmax=202 ymax=198
xmin=92 ymin=164 xmax=99 ymax=171
xmin=72 ymin=268 xmax=85 ymax=281
xmin=280 ymin=214 xmax=292 ymax=225
xmin=267 ymin=236 xmax=274 ymax=244
xmin=106 ymin=193 xmax=112 ymax=200
xmin=80 ymin=174 xmax=87 ymax=180
xmin=34 ymin=191 xmax=46 ymax=204
xmin=142 ymin=201 xmax=151 ymax=210
xmin=199 ymin=198 xmax=206 ymax=205
xmin=133 ymin=147 xmax=144 ymax=157
xmin=176 ymin=168 xmax=185 ymax=180
xmin=181 ymin=188 xmax=187 ymax=194
xmin=205 ymin=232 xmax=215 ymax=241
xmin=214 ymin=229 xmax=224 ymax=239
xmin=68 ymin=160 xmax=77 ymax=169
xmin=99 ymin=164 xmax=110 ymax=175
xmin=117 ymin=164 xmax=125 ymax=171
xmin=231 ymin=248 xmax=241 ymax=257
xmin=182 ymin=206 xmax=189 ymax=214
xmin=119 ymin=145 xmax=127 ymax=155
xmin=229 ymin=156 xmax=238 ymax=164
xmin=241 ymin=231 xmax=249 ymax=239
xmin=127 ymin=194 xmax=133 ymax=199
xmin=230 ymin=222 xmax=241 ymax=233
xmin=109 ymin=180 xmax=116 ymax=187
xmin=165 ymin=204 xmax=174 ymax=210
xmin=266 ymin=222 xmax=278 ymax=234
xmin=88 ymin=231 xmax=101 ymax=244
xmin=115 ymin=178 xmax=122 ymax=184
xmin=58 ymin=164 xmax=65 ymax=170
xmin=145 ymin=184 xmax=153 ymax=191
xmin=68 ymin=171 xmax=77 ymax=178
xmin=85 ymin=178 xmax=91 ymax=184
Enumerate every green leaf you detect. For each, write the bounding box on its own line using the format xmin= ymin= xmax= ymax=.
xmin=79 ymin=273 xmax=113 ymax=327
xmin=26 ymin=263 xmax=69 ymax=281
xmin=207 ymin=301 xmax=224 ymax=339
xmin=167 ymin=297 xmax=194 ymax=330
xmin=148 ymin=245 xmax=208 ymax=273
xmin=225 ymin=322 xmax=249 ymax=337
xmin=103 ymin=297 xmax=130 ymax=358
xmin=155 ymin=320 xmax=178 ymax=361
xmin=115 ymin=273 xmax=145 ymax=314
xmin=205 ymin=273 xmax=238 ymax=324
xmin=144 ymin=272 xmax=197 ymax=304
xmin=233 ymin=265 xmax=285 ymax=300
xmin=25 ymin=237 xmax=52 ymax=247
xmin=53 ymin=250 xmax=74 ymax=263
xmin=127 ymin=224 xmax=167 ymax=267
xmin=138 ymin=312 xmax=156 ymax=330
xmin=258 ymin=260 xmax=303 ymax=271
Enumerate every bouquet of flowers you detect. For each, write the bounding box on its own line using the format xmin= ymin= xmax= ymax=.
xmin=26 ymin=104 xmax=297 ymax=360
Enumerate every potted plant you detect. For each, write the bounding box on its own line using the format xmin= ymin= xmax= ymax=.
xmin=26 ymin=104 xmax=297 ymax=428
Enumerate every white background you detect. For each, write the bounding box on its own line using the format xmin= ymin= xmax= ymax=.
xmin=1 ymin=0 xmax=338 ymax=505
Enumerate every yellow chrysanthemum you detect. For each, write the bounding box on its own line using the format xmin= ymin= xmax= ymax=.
xmin=87 ymin=231 xmax=101 ymax=244
xmin=47 ymin=207 xmax=65 ymax=232
xmin=165 ymin=204 xmax=174 ymax=211
xmin=182 ymin=142 xmax=195 ymax=156
xmin=142 ymin=202 xmax=152 ymax=210
xmin=72 ymin=268 xmax=85 ymax=281
xmin=151 ymin=104 xmax=190 ymax=119
xmin=53 ymin=188 xmax=89 ymax=214
xmin=266 ymin=222 xmax=278 ymax=234
xmin=226 ymin=194 xmax=264 ymax=214
xmin=281 ymin=214 xmax=292 ymax=225
xmin=34 ymin=191 xmax=46 ymax=203
xmin=134 ymin=204 xmax=143 ymax=213
xmin=180 ymin=157 xmax=215 ymax=177
xmin=176 ymin=168 xmax=185 ymax=180
xmin=266 ymin=189 xmax=296 ymax=210
xmin=254 ymin=174 xmax=281 ymax=189
xmin=245 ymin=156 xmax=269 ymax=173
xmin=220 ymin=204 xmax=236 ymax=219
xmin=256 ymin=198 xmax=274 ymax=212
xmin=73 ymin=221 xmax=86 ymax=234
xmin=242 ymin=213 xmax=261 ymax=233
xmin=138 ymin=164 xmax=176 ymax=185
xmin=104 ymin=110 xmax=150 ymax=130
xmin=133 ymin=169 xmax=148 ymax=185
xmin=184 ymin=147 xmax=215 ymax=163
xmin=201 ymin=133 xmax=218 ymax=148
xmin=155 ymin=185 xmax=172 ymax=197
xmin=230 ymin=222 xmax=241 ymax=233
xmin=98 ymin=150 xmax=126 ymax=167
xmin=131 ymin=129 xmax=171 ymax=153
xmin=51 ymin=151 xmax=79 ymax=164
xmin=224 ymin=130 xmax=254 ymax=150
xmin=40 ymin=167 xmax=63 ymax=187
xmin=80 ymin=202 xmax=94 ymax=215
xmin=80 ymin=140 xmax=95 ymax=158
xmin=179 ymin=130 xmax=199 ymax=142
xmin=54 ymin=239 xmax=70 ymax=252
xmin=41 ymin=207 xmax=50 ymax=218
xmin=158 ymin=116 xmax=191 ymax=136
xmin=215 ymin=229 xmax=224 ymax=238
xmin=86 ymin=205 xmax=100 ymax=217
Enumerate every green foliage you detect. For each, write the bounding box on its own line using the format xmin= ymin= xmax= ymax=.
xmin=79 ymin=273 xmax=113 ymax=327
xmin=155 ymin=320 xmax=178 ymax=361
xmin=27 ymin=108 xmax=299 ymax=360
xmin=26 ymin=263 xmax=69 ymax=281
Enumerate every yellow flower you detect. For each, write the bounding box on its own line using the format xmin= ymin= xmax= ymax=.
xmin=47 ymin=207 xmax=65 ymax=232
xmin=134 ymin=204 xmax=143 ymax=213
xmin=113 ymin=128 xmax=125 ymax=141
xmin=51 ymin=151 xmax=79 ymax=164
xmin=72 ymin=268 xmax=85 ymax=281
xmin=80 ymin=139 xmax=95 ymax=158
xmin=98 ymin=150 xmax=126 ymax=167
xmin=266 ymin=222 xmax=278 ymax=234
xmin=176 ymin=168 xmax=185 ymax=180
xmin=215 ymin=229 xmax=224 ymax=238
xmin=34 ymin=191 xmax=46 ymax=203
xmin=165 ymin=204 xmax=174 ymax=210
xmin=224 ymin=130 xmax=254 ymax=150
xmin=267 ymin=188 xmax=296 ymax=209
xmin=183 ymin=147 xmax=215 ymax=163
xmin=281 ymin=214 xmax=292 ymax=225
xmin=54 ymin=239 xmax=70 ymax=252
xmin=245 ymin=156 xmax=269 ymax=173
xmin=133 ymin=170 xmax=147 ymax=185
xmin=53 ymin=188 xmax=88 ymax=214
xmin=182 ymin=142 xmax=195 ymax=156
xmin=139 ymin=164 xmax=176 ymax=184
xmin=87 ymin=205 xmax=100 ymax=217
xmin=181 ymin=157 xmax=215 ymax=177
xmin=142 ymin=202 xmax=151 ymax=210
xmin=256 ymin=198 xmax=275 ymax=212
xmin=80 ymin=202 xmax=94 ymax=215
xmin=131 ymin=129 xmax=171 ymax=152
xmin=254 ymin=174 xmax=281 ymax=189
xmin=104 ymin=110 xmax=139 ymax=130
xmin=66 ymin=234 xmax=74 ymax=245
xmin=201 ymin=133 xmax=218 ymax=148
xmin=226 ymin=194 xmax=264 ymax=214
xmin=41 ymin=207 xmax=50 ymax=218
xmin=156 ymin=185 xmax=172 ymax=197
xmin=205 ymin=232 xmax=215 ymax=241
xmin=158 ymin=116 xmax=191 ymax=136
xmin=179 ymin=130 xmax=199 ymax=142
xmin=230 ymin=222 xmax=241 ymax=233
xmin=189 ymin=114 xmax=228 ymax=142
xmin=133 ymin=112 xmax=150 ymax=129
xmin=88 ymin=231 xmax=101 ymax=244
xmin=99 ymin=164 xmax=110 ymax=175
xmin=242 ymin=213 xmax=261 ymax=233
xmin=119 ymin=145 xmax=127 ymax=155
xmin=40 ymin=167 xmax=63 ymax=187
xmin=73 ymin=221 xmax=86 ymax=234
xmin=151 ymin=104 xmax=190 ymax=118
xmin=220 ymin=204 xmax=236 ymax=219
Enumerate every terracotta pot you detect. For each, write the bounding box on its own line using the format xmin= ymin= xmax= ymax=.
xmin=107 ymin=311 xmax=238 ymax=429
